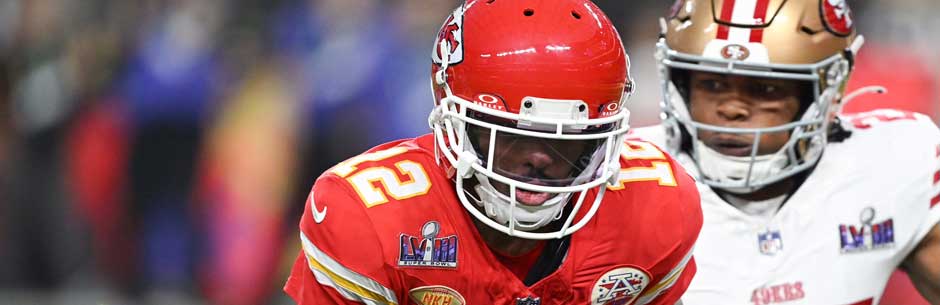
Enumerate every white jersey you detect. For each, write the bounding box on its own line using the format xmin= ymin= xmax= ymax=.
xmin=630 ymin=109 xmax=940 ymax=305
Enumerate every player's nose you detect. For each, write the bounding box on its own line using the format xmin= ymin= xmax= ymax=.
xmin=523 ymin=148 xmax=554 ymax=171
xmin=716 ymin=99 xmax=751 ymax=122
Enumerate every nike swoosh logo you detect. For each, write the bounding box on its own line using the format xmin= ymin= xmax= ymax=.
xmin=309 ymin=191 xmax=327 ymax=224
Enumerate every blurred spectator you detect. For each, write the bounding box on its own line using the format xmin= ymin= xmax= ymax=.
xmin=1 ymin=0 xmax=92 ymax=294
xmin=272 ymin=0 xmax=458 ymax=222
xmin=116 ymin=1 xmax=228 ymax=301
xmin=0 ymin=25 xmax=11 ymax=289
xmin=273 ymin=0 xmax=399 ymax=178
xmin=197 ymin=64 xmax=299 ymax=305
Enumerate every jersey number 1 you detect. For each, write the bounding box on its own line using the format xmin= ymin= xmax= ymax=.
xmin=608 ymin=141 xmax=677 ymax=190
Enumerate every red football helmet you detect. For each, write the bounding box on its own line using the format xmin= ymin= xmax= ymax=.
xmin=427 ymin=0 xmax=633 ymax=239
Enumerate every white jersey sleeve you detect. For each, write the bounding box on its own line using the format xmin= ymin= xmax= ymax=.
xmin=840 ymin=110 xmax=940 ymax=263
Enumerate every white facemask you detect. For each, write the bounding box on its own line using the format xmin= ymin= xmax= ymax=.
xmin=471 ymin=173 xmax=570 ymax=231
xmin=693 ymin=140 xmax=790 ymax=194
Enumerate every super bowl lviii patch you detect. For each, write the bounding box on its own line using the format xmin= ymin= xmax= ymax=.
xmin=839 ymin=207 xmax=894 ymax=253
xmin=409 ymin=285 xmax=465 ymax=305
xmin=399 ymin=221 xmax=458 ymax=268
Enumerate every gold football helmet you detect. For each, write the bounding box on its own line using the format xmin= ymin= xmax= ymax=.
xmin=657 ymin=0 xmax=872 ymax=193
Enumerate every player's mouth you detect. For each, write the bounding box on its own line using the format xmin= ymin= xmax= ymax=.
xmin=706 ymin=136 xmax=754 ymax=157
xmin=492 ymin=176 xmax=558 ymax=206
xmin=514 ymin=189 xmax=553 ymax=206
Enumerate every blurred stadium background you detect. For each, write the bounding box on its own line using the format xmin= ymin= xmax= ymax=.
xmin=0 ymin=0 xmax=935 ymax=304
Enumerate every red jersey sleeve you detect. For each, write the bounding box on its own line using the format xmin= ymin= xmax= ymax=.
xmin=284 ymin=175 xmax=401 ymax=305
xmin=635 ymin=156 xmax=704 ymax=305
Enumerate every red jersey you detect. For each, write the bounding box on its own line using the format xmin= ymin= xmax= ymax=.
xmin=284 ymin=134 xmax=702 ymax=305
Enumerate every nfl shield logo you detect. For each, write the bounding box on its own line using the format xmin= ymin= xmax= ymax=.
xmin=516 ymin=296 xmax=541 ymax=305
xmin=757 ymin=230 xmax=783 ymax=255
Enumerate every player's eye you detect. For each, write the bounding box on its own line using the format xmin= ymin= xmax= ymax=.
xmin=746 ymin=80 xmax=798 ymax=101
xmin=695 ymin=79 xmax=728 ymax=93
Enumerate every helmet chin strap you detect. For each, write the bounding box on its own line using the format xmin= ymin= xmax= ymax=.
xmin=693 ymin=140 xmax=789 ymax=194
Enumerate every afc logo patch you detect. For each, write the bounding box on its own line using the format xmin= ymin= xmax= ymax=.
xmin=399 ymin=221 xmax=458 ymax=268
xmin=591 ymin=265 xmax=651 ymax=305
xmin=839 ymin=207 xmax=894 ymax=253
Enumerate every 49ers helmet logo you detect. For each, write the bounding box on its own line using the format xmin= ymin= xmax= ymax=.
xmin=821 ymin=0 xmax=853 ymax=36
xmin=720 ymin=44 xmax=750 ymax=60
xmin=432 ymin=5 xmax=465 ymax=65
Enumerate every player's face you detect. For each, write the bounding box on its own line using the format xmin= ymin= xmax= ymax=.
xmin=688 ymin=71 xmax=803 ymax=156
xmin=469 ymin=124 xmax=600 ymax=206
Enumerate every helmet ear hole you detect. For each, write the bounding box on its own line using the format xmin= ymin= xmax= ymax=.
xmin=571 ymin=11 xmax=581 ymax=19
xmin=523 ymin=9 xmax=534 ymax=16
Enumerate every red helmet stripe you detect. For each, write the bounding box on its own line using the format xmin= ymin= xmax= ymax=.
xmin=716 ymin=0 xmax=736 ymax=40
xmin=748 ymin=0 xmax=770 ymax=42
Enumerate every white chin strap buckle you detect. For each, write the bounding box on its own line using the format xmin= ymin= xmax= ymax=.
xmin=456 ymin=151 xmax=479 ymax=179
xmin=606 ymin=163 xmax=621 ymax=185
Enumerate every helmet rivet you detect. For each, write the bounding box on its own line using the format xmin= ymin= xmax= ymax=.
xmin=578 ymin=104 xmax=586 ymax=112
xmin=523 ymin=100 xmax=533 ymax=108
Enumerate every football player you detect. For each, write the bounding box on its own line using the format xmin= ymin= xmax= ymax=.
xmin=284 ymin=1 xmax=703 ymax=304
xmin=629 ymin=0 xmax=940 ymax=303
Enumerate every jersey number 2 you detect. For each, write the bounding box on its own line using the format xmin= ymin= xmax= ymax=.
xmin=332 ymin=147 xmax=432 ymax=208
